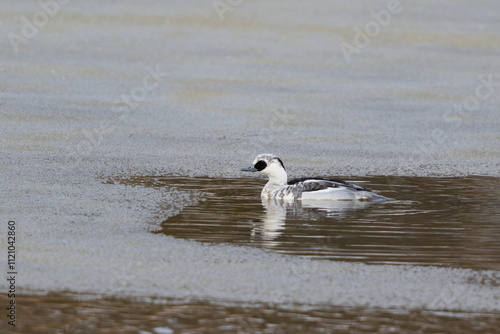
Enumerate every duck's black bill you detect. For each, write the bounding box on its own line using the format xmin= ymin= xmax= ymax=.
xmin=240 ymin=166 xmax=258 ymax=172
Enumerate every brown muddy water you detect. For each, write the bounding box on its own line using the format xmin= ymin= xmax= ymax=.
xmin=4 ymin=293 xmax=500 ymax=334
xmin=136 ymin=175 xmax=500 ymax=271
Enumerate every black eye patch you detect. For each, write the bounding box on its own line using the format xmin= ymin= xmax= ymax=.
xmin=254 ymin=160 xmax=267 ymax=171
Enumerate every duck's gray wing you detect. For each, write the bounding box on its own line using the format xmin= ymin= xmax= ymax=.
xmin=288 ymin=178 xmax=372 ymax=193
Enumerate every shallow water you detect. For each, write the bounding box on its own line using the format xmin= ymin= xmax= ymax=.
xmin=6 ymin=293 xmax=499 ymax=334
xmin=123 ymin=175 xmax=500 ymax=271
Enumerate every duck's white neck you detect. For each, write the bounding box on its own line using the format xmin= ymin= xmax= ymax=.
xmin=264 ymin=166 xmax=288 ymax=186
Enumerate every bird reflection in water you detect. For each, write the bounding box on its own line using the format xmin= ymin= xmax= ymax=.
xmin=250 ymin=197 xmax=372 ymax=247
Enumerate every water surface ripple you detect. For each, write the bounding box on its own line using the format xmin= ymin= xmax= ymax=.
xmin=125 ymin=176 xmax=500 ymax=271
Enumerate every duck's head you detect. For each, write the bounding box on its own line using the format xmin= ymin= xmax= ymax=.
xmin=241 ymin=153 xmax=287 ymax=184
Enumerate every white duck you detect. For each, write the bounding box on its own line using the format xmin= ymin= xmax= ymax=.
xmin=241 ymin=153 xmax=391 ymax=201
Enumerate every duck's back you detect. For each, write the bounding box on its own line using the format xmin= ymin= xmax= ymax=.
xmin=288 ymin=178 xmax=387 ymax=201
